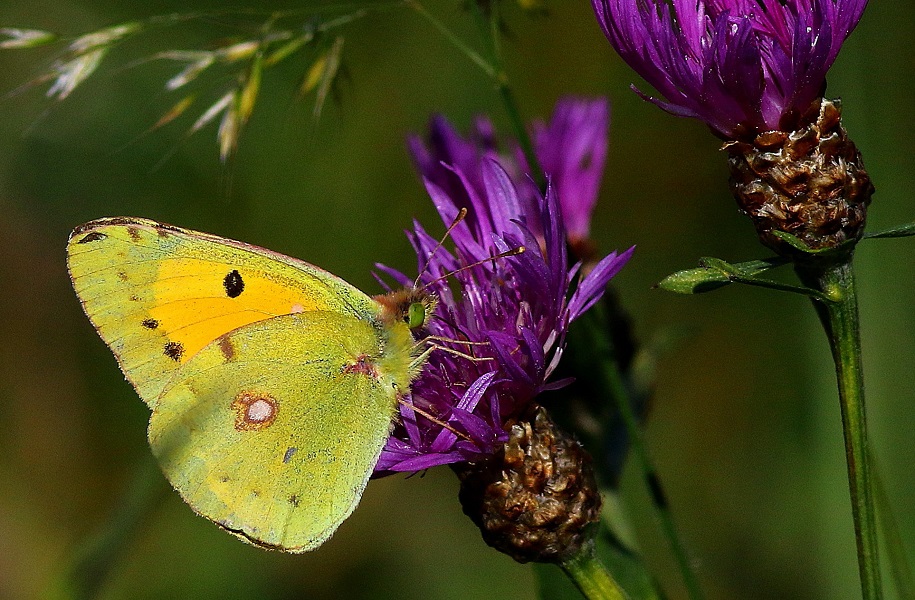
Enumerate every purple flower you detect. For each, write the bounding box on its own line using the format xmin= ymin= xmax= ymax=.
xmin=591 ymin=0 xmax=868 ymax=139
xmin=408 ymin=96 xmax=610 ymax=245
xmin=373 ymin=160 xmax=633 ymax=473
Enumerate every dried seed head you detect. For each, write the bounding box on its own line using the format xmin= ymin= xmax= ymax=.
xmin=454 ymin=407 xmax=602 ymax=564
xmin=725 ymin=98 xmax=874 ymax=258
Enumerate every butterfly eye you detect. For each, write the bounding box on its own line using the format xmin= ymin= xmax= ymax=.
xmin=406 ymin=302 xmax=426 ymax=330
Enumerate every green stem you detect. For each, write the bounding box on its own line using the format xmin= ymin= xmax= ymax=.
xmin=469 ymin=2 xmax=546 ymax=191
xmin=406 ymin=1 xmax=497 ymax=78
xmin=561 ymin=548 xmax=631 ymax=600
xmin=572 ymin=303 xmax=705 ymax=600
xmin=796 ymin=260 xmax=883 ymax=600
xmin=48 ymin=453 xmax=167 ymax=600
xmin=597 ymin=338 xmax=706 ymax=600
xmin=497 ymin=82 xmax=545 ymax=190
xmin=410 ymin=2 xmax=545 ymax=188
xmin=871 ymin=449 xmax=915 ymax=599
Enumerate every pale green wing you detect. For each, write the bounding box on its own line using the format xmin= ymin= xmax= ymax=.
xmin=67 ymin=217 xmax=380 ymax=408
xmin=149 ymin=311 xmax=401 ymax=552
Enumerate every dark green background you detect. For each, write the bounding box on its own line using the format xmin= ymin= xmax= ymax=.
xmin=0 ymin=1 xmax=911 ymax=598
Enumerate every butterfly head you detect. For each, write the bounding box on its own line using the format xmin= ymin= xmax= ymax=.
xmin=374 ymin=287 xmax=438 ymax=333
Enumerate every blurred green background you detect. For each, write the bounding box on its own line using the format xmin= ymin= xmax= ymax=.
xmin=0 ymin=1 xmax=912 ymax=598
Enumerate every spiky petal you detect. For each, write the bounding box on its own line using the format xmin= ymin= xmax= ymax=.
xmin=408 ymin=97 xmax=610 ymax=248
xmin=591 ymin=0 xmax=868 ymax=139
xmin=374 ymin=160 xmax=632 ymax=473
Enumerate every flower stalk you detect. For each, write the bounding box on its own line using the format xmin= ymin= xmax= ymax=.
xmin=796 ymin=260 xmax=882 ymax=600
xmin=48 ymin=454 xmax=166 ymax=600
xmin=468 ymin=2 xmax=546 ymax=192
xmin=561 ymin=548 xmax=631 ymax=600
xmin=578 ymin=305 xmax=706 ymax=600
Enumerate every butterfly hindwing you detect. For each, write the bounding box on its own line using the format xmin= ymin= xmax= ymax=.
xmin=149 ymin=311 xmax=399 ymax=552
xmin=66 ymin=217 xmax=379 ymax=408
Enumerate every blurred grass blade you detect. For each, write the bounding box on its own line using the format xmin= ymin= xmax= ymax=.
xmin=191 ymin=91 xmax=232 ymax=133
xmin=265 ymin=32 xmax=312 ymax=66
xmin=313 ymin=36 xmax=343 ymax=119
xmin=159 ymin=51 xmax=215 ymax=90
xmin=0 ymin=27 xmax=57 ymax=49
xmin=218 ymin=91 xmax=241 ymax=162
xmin=47 ymin=49 xmax=106 ymax=99
xmin=216 ymin=40 xmax=259 ymax=62
xmin=237 ymin=50 xmax=263 ymax=125
xmin=46 ymin=454 xmax=167 ymax=600
xmin=871 ymin=450 xmax=915 ymax=599
xmin=68 ymin=21 xmax=141 ymax=53
xmin=153 ymin=95 xmax=195 ymax=129
xmin=301 ymin=53 xmax=327 ymax=95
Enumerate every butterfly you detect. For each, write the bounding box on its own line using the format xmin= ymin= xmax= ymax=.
xmin=67 ymin=217 xmax=437 ymax=552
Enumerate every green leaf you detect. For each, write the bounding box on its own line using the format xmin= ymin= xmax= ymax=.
xmin=863 ymin=221 xmax=915 ymax=239
xmin=770 ymin=230 xmax=857 ymax=256
xmin=770 ymin=230 xmax=814 ymax=252
xmin=657 ymin=257 xmax=787 ymax=294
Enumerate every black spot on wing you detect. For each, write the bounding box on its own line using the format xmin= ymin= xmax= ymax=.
xmin=283 ymin=447 xmax=297 ymax=464
xmin=142 ymin=318 xmax=159 ymax=330
xmin=223 ymin=269 xmax=244 ymax=298
xmin=164 ymin=341 xmax=184 ymax=361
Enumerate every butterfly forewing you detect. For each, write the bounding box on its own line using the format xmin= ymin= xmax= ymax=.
xmin=66 ymin=217 xmax=379 ymax=408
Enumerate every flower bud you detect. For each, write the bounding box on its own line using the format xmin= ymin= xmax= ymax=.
xmin=726 ymin=98 xmax=874 ymax=258
xmin=454 ymin=408 xmax=602 ymax=564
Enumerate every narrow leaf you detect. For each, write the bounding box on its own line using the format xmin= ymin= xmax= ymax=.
xmin=658 ymin=256 xmax=787 ymax=294
xmin=863 ymin=221 xmax=915 ymax=239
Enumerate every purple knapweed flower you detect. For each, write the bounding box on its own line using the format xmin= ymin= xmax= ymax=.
xmin=408 ymin=96 xmax=610 ymax=246
xmin=373 ymin=160 xmax=633 ymax=473
xmin=591 ymin=0 xmax=868 ymax=139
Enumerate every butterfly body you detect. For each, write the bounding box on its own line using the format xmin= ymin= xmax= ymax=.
xmin=67 ymin=217 xmax=430 ymax=551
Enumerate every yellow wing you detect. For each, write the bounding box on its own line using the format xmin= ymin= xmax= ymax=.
xmin=150 ymin=311 xmax=402 ymax=551
xmin=66 ymin=217 xmax=380 ymax=408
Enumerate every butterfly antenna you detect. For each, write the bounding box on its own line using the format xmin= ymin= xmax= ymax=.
xmin=396 ymin=397 xmax=471 ymax=441
xmin=419 ymin=245 xmax=526 ymax=292
xmin=413 ymin=207 xmax=468 ymax=289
